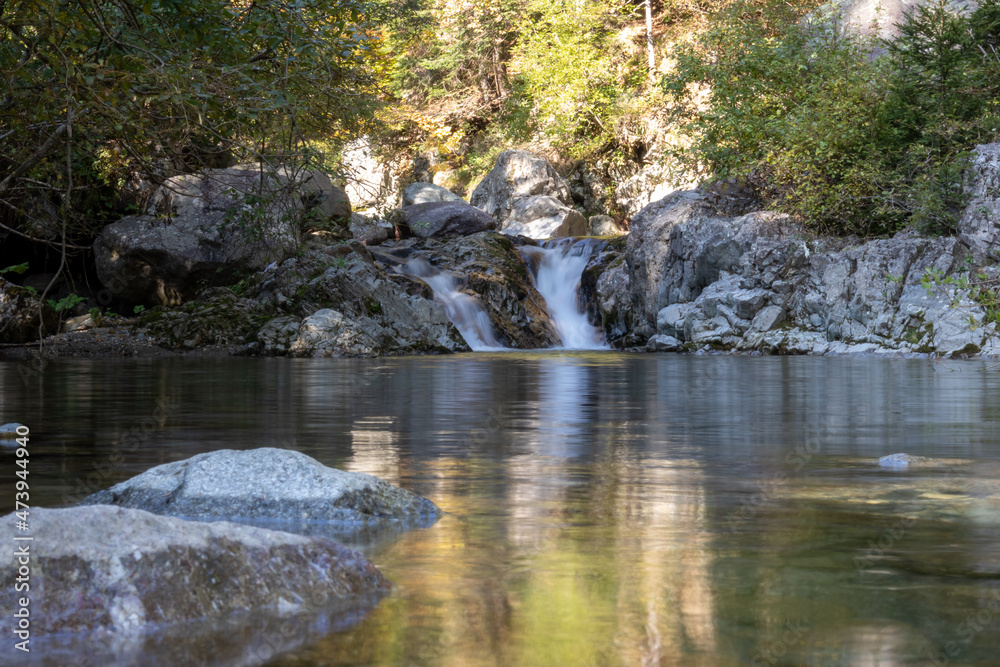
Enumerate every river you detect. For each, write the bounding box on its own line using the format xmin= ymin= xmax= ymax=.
xmin=2 ymin=353 xmax=1000 ymax=666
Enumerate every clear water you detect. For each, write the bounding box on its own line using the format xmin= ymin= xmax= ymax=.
xmin=2 ymin=354 xmax=1000 ymax=666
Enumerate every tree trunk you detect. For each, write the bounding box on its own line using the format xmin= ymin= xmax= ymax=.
xmin=645 ymin=0 xmax=655 ymax=74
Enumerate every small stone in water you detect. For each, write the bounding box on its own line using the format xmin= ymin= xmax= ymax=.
xmin=0 ymin=423 xmax=24 ymax=441
xmin=878 ymin=453 xmax=934 ymax=469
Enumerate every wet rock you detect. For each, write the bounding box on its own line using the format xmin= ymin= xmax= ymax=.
xmin=581 ymin=236 xmax=632 ymax=347
xmin=0 ymin=505 xmax=388 ymax=636
xmin=403 ymin=201 xmax=497 ymax=238
xmin=470 ymin=150 xmax=573 ymax=225
xmin=250 ymin=242 xmax=468 ymax=356
xmin=81 ymin=448 xmax=442 ymax=524
xmin=379 ymin=232 xmax=559 ymax=349
xmin=403 ymin=182 xmax=465 ymax=207
xmin=501 ymin=195 xmax=587 ymax=239
xmin=646 ymin=334 xmax=683 ymax=352
xmin=0 ymin=277 xmax=59 ymax=344
xmin=94 ymin=164 xmax=345 ymax=305
xmin=0 ymin=423 xmax=24 ymax=440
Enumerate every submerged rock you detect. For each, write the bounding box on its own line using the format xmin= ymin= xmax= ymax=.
xmin=878 ymin=453 xmax=940 ymax=469
xmin=0 ymin=505 xmax=388 ymax=636
xmin=81 ymin=448 xmax=442 ymax=525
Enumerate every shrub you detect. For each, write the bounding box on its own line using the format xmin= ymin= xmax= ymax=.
xmin=663 ymin=0 xmax=1000 ymax=236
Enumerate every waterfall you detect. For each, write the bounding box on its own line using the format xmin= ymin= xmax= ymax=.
xmin=403 ymin=258 xmax=503 ymax=351
xmin=521 ymin=239 xmax=608 ymax=350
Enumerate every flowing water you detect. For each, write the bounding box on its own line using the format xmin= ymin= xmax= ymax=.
xmin=403 ymin=238 xmax=606 ymax=352
xmin=521 ymin=239 xmax=607 ymax=350
xmin=3 ymin=354 xmax=1000 ymax=666
xmin=402 ymin=258 xmax=503 ymax=351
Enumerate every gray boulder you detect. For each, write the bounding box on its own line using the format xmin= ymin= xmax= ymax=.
xmin=501 ymin=195 xmax=587 ymax=239
xmin=81 ymin=448 xmax=442 ymax=524
xmin=588 ymin=214 xmax=621 ymax=236
xmin=349 ymin=212 xmax=394 ymax=246
xmin=404 ymin=201 xmax=497 ymax=238
xmin=470 ymin=150 xmax=573 ymax=223
xmin=0 ymin=277 xmax=59 ymax=344
xmin=94 ymin=164 xmax=346 ymax=305
xmin=403 ymin=182 xmax=465 ymax=207
xmin=341 ymin=138 xmax=398 ymax=210
xmin=0 ymin=505 xmax=388 ymax=637
xmin=613 ymin=157 xmax=699 ymax=219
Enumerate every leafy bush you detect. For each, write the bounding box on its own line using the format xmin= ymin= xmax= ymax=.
xmin=664 ymin=0 xmax=1000 ymax=236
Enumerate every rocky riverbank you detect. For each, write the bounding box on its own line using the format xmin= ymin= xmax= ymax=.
xmin=0 ymin=449 xmax=442 ymax=647
xmin=3 ymin=144 xmax=1000 ymax=359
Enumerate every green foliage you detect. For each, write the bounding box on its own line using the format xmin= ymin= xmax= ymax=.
xmin=1 ymin=0 xmax=391 ymax=247
xmin=513 ymin=0 xmax=628 ymax=156
xmin=922 ymin=264 xmax=1000 ymax=327
xmin=664 ymin=0 xmax=1000 ymax=236
xmin=47 ymin=293 xmax=87 ymax=314
xmin=0 ymin=263 xmax=30 ymax=275
xmin=384 ymin=0 xmax=522 ymax=106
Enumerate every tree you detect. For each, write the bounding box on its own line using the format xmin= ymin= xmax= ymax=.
xmin=0 ymin=0 xmax=386 ymax=247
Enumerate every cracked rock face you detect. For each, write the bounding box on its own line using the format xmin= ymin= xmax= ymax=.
xmin=588 ymin=143 xmax=1000 ymax=356
xmin=0 ymin=505 xmax=388 ymax=637
xmin=81 ymin=448 xmax=442 ymax=525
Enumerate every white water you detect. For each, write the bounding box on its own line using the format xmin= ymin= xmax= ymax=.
xmin=521 ymin=239 xmax=608 ymax=350
xmin=403 ymin=258 xmax=503 ymax=351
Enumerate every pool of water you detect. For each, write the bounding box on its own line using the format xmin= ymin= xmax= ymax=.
xmin=3 ymin=353 xmax=1000 ymax=666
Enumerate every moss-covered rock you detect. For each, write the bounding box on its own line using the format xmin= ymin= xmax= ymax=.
xmin=0 ymin=276 xmax=59 ymax=344
xmin=139 ymin=287 xmax=269 ymax=350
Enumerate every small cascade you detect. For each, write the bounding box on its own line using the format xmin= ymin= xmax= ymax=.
xmin=403 ymin=258 xmax=504 ymax=351
xmin=521 ymin=238 xmax=608 ymax=350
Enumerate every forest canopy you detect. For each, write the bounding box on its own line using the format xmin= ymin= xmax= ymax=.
xmin=2 ymin=0 xmax=999 ymax=248
xmin=0 ymin=0 xmax=390 ymax=243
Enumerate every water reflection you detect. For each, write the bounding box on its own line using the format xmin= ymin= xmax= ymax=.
xmin=2 ymin=355 xmax=1000 ymax=666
